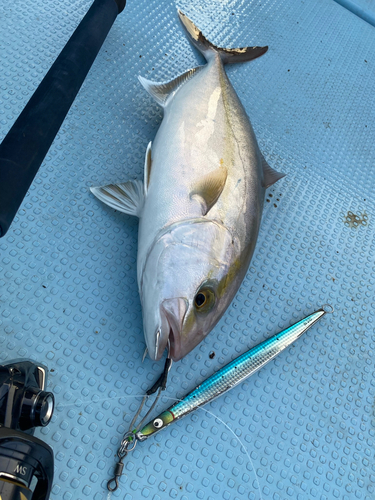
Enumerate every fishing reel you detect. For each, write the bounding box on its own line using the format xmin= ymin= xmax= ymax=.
xmin=0 ymin=360 xmax=55 ymax=500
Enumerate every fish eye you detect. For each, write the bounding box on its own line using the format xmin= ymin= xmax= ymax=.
xmin=194 ymin=286 xmax=215 ymax=313
xmin=195 ymin=292 xmax=207 ymax=308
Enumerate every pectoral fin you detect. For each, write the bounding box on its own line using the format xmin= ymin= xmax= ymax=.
xmin=261 ymin=154 xmax=286 ymax=188
xmin=190 ymin=167 xmax=227 ymax=215
xmin=90 ymin=180 xmax=144 ymax=217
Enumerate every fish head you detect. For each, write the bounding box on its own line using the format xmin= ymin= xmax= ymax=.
xmin=140 ymin=220 xmax=243 ymax=361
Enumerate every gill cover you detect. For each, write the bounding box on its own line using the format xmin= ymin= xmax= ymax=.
xmin=140 ymin=220 xmax=240 ymax=361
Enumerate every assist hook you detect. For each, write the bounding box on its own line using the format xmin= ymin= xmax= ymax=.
xmin=107 ymin=352 xmax=172 ymax=492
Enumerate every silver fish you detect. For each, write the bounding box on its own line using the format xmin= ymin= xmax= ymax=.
xmin=91 ymin=11 xmax=285 ymax=362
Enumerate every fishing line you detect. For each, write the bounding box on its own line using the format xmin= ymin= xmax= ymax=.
xmin=194 ymin=406 xmax=264 ymax=500
xmin=57 ymin=308 xmax=333 ymax=496
xmin=153 ymin=395 xmax=264 ymax=500
xmin=57 ymin=392 xmax=263 ymax=500
xmin=55 ymin=394 xmax=154 ymax=409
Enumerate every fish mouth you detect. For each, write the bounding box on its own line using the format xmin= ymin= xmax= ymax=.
xmin=157 ymin=298 xmax=188 ymax=361
xmin=167 ymin=323 xmax=180 ymax=361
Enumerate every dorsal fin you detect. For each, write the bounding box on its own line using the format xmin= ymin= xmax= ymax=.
xmin=190 ymin=167 xmax=227 ymax=215
xmin=143 ymin=141 xmax=152 ymax=193
xmin=261 ymin=154 xmax=286 ymax=188
xmin=90 ymin=180 xmax=145 ymax=218
xmin=138 ymin=67 xmax=203 ymax=107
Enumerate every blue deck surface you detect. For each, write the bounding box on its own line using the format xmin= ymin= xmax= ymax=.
xmin=334 ymin=0 xmax=375 ymax=27
xmin=0 ymin=0 xmax=375 ymax=499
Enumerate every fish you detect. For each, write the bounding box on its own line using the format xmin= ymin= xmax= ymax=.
xmin=107 ymin=306 xmax=333 ymax=491
xmin=91 ymin=11 xmax=285 ymax=362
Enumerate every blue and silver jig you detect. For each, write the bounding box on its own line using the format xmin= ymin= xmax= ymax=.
xmin=107 ymin=305 xmax=333 ymax=491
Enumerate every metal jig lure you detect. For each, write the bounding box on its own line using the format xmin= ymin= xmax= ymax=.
xmin=107 ymin=305 xmax=333 ymax=491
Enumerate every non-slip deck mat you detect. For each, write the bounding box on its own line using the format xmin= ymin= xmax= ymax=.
xmin=334 ymin=0 xmax=375 ymax=27
xmin=0 ymin=0 xmax=374 ymax=499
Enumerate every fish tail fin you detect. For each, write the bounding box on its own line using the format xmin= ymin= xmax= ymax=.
xmin=178 ymin=10 xmax=268 ymax=64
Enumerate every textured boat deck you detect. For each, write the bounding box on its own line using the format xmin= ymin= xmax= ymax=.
xmin=0 ymin=0 xmax=374 ymax=499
